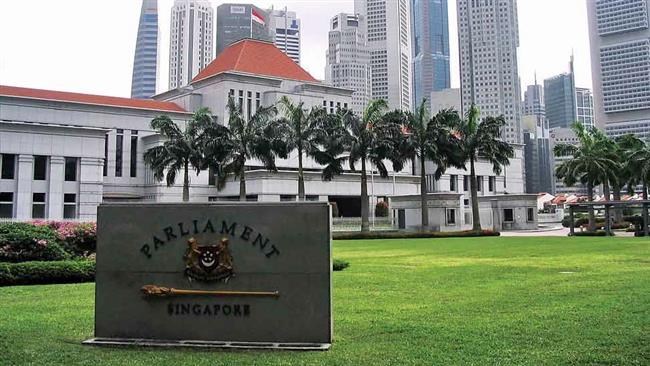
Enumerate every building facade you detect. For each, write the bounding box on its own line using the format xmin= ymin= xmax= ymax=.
xmin=523 ymin=115 xmax=554 ymax=194
xmin=131 ymin=0 xmax=159 ymax=99
xmin=457 ymin=0 xmax=522 ymax=144
xmin=268 ymin=8 xmax=301 ymax=64
xmin=325 ymin=13 xmax=372 ymax=115
xmin=522 ymin=82 xmax=545 ymax=117
xmin=411 ymin=0 xmax=451 ymax=108
xmin=544 ymin=73 xmax=576 ymax=129
xmin=586 ymin=0 xmax=650 ymax=137
xmin=575 ymin=87 xmax=595 ymax=129
xmin=215 ymin=3 xmax=271 ymax=57
xmin=169 ymin=0 xmax=214 ymax=89
xmin=355 ymin=0 xmax=413 ymax=111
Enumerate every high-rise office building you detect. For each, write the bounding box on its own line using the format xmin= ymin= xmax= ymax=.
xmin=522 ymin=80 xmax=553 ymax=194
xmin=131 ymin=0 xmax=159 ymax=99
xmin=354 ymin=0 xmax=413 ymax=111
xmin=169 ymin=0 xmax=214 ymax=89
xmin=325 ymin=13 xmax=372 ymax=114
xmin=268 ymin=8 xmax=301 ymax=64
xmin=457 ymin=0 xmax=522 ymax=144
xmin=215 ymin=4 xmax=271 ymax=57
xmin=522 ymin=80 xmax=545 ymax=117
xmin=576 ymin=87 xmax=595 ymax=129
xmin=411 ymin=0 xmax=451 ymax=108
xmin=544 ymin=73 xmax=576 ymax=129
xmin=587 ymin=0 xmax=650 ymax=138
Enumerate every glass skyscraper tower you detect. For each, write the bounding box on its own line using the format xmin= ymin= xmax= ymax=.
xmin=411 ymin=0 xmax=450 ymax=108
xmin=130 ymin=0 xmax=159 ymax=99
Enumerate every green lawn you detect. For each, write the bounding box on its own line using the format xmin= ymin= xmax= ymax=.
xmin=1 ymin=237 xmax=648 ymax=365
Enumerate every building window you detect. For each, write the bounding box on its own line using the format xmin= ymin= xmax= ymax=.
xmin=238 ymin=90 xmax=244 ymax=112
xmin=255 ymin=92 xmax=261 ymax=110
xmin=504 ymin=208 xmax=514 ymax=222
xmin=476 ymin=176 xmax=483 ymax=192
xmin=463 ymin=175 xmax=468 ymax=191
xmin=33 ymin=156 xmax=48 ymax=181
xmin=280 ymin=195 xmax=296 ymax=202
xmin=247 ymin=91 xmax=252 ymax=121
xmin=306 ymin=195 xmax=319 ymax=201
xmin=527 ymin=208 xmax=534 ymax=222
xmin=1 ymin=154 xmax=16 ymax=179
xmin=0 ymin=192 xmax=13 ymax=218
xmin=208 ymin=166 xmax=216 ymax=186
xmin=64 ymin=157 xmax=78 ymax=182
xmin=32 ymin=193 xmax=46 ymax=219
xmin=103 ymin=134 xmax=109 ymax=177
xmin=450 ymin=175 xmax=458 ymax=192
xmin=115 ymin=129 xmax=123 ymax=177
xmin=446 ymin=209 xmax=456 ymax=225
xmin=130 ymin=131 xmax=138 ymax=178
xmin=63 ymin=193 xmax=77 ymax=219
xmin=488 ymin=176 xmax=495 ymax=192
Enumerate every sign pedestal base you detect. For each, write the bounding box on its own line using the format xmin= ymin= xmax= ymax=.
xmin=83 ymin=338 xmax=331 ymax=351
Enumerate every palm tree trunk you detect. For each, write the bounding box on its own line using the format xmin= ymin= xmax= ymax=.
xmin=603 ymin=182 xmax=610 ymax=201
xmin=182 ymin=160 xmax=190 ymax=202
xmin=612 ymin=184 xmax=623 ymax=223
xmin=420 ymin=157 xmax=429 ymax=231
xmin=644 ymin=181 xmax=648 ymax=200
xmin=239 ymin=166 xmax=246 ymax=201
xmin=360 ymin=157 xmax=369 ymax=233
xmin=470 ymin=158 xmax=481 ymax=232
xmin=298 ymin=147 xmax=305 ymax=201
xmin=587 ymin=182 xmax=596 ymax=232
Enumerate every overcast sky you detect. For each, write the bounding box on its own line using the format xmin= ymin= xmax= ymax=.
xmin=0 ymin=0 xmax=592 ymax=98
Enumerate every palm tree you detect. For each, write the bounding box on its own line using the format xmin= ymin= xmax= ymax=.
xmin=277 ymin=96 xmax=328 ymax=200
xmin=400 ymin=99 xmax=462 ymax=229
xmin=144 ymin=108 xmax=215 ymax=202
xmin=624 ymin=135 xmax=650 ymax=200
xmin=345 ymin=100 xmax=406 ymax=232
xmin=554 ymin=123 xmax=619 ymax=231
xmin=206 ymin=96 xmax=287 ymax=201
xmin=454 ymin=105 xmax=514 ymax=232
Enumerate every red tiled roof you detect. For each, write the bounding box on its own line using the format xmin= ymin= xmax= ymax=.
xmin=0 ymin=85 xmax=187 ymax=113
xmin=192 ymin=39 xmax=318 ymax=83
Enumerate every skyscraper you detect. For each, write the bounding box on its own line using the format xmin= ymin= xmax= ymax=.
xmin=325 ymin=13 xmax=372 ymax=114
xmin=522 ymin=79 xmax=553 ymax=194
xmin=544 ymin=73 xmax=576 ymax=129
xmin=576 ymin=87 xmax=595 ymax=129
xmin=355 ymin=0 xmax=413 ymax=111
xmin=586 ymin=0 xmax=650 ymax=138
xmin=168 ymin=0 xmax=214 ymax=90
xmin=522 ymin=81 xmax=545 ymax=117
xmin=215 ymin=4 xmax=271 ymax=58
xmin=131 ymin=0 xmax=159 ymax=99
xmin=457 ymin=0 xmax=522 ymax=144
xmin=411 ymin=0 xmax=450 ymax=108
xmin=268 ymin=8 xmax=301 ymax=64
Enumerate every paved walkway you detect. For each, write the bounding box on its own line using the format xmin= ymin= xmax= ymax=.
xmin=501 ymin=227 xmax=569 ymax=237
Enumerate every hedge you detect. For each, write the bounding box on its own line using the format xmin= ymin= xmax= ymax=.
xmin=333 ymin=259 xmax=349 ymax=271
xmin=571 ymin=230 xmax=608 ymax=237
xmin=0 ymin=223 xmax=69 ymax=262
xmin=0 ymin=260 xmax=95 ymax=286
xmin=333 ymin=229 xmax=500 ymax=240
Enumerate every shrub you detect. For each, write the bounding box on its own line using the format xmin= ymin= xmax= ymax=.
xmin=333 ymin=229 xmax=500 ymax=240
xmin=0 ymin=260 xmax=95 ymax=286
xmin=0 ymin=223 xmax=69 ymax=262
xmin=375 ymin=201 xmax=389 ymax=217
xmin=32 ymin=221 xmax=97 ymax=256
xmin=333 ymin=259 xmax=349 ymax=271
xmin=571 ymin=230 xmax=608 ymax=237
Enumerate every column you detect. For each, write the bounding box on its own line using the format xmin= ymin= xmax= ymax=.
xmin=643 ymin=203 xmax=649 ymax=237
xmin=79 ymin=157 xmax=104 ymax=221
xmin=48 ymin=156 xmax=65 ymax=220
xmin=604 ymin=204 xmax=611 ymax=236
xmin=15 ymin=155 xmax=33 ymax=220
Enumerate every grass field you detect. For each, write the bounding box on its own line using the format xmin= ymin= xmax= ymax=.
xmin=1 ymin=237 xmax=648 ymax=365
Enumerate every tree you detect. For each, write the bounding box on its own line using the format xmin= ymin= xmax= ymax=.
xmin=277 ymin=96 xmax=328 ymax=200
xmin=206 ymin=96 xmax=287 ymax=201
xmin=344 ymin=100 xmax=406 ymax=232
xmin=399 ymin=99 xmax=462 ymax=229
xmin=144 ymin=108 xmax=215 ymax=202
xmin=454 ymin=105 xmax=514 ymax=232
xmin=554 ymin=123 xmax=619 ymax=231
xmin=623 ymin=135 xmax=650 ymax=200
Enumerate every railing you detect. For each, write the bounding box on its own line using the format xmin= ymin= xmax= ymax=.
xmin=332 ymin=217 xmax=393 ymax=232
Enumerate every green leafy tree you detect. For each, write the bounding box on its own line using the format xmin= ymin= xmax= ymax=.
xmin=206 ymin=96 xmax=287 ymax=201
xmin=622 ymin=135 xmax=650 ymax=199
xmin=144 ymin=108 xmax=215 ymax=202
xmin=277 ymin=96 xmax=328 ymax=200
xmin=344 ymin=100 xmax=406 ymax=232
xmin=554 ymin=123 xmax=619 ymax=231
xmin=399 ymin=99 xmax=462 ymax=229
xmin=454 ymin=105 xmax=514 ymax=232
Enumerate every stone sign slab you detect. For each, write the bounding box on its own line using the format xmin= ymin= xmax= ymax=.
xmin=84 ymin=202 xmax=332 ymax=349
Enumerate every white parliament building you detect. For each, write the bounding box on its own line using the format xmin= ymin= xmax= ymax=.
xmin=0 ymin=39 xmax=533 ymax=230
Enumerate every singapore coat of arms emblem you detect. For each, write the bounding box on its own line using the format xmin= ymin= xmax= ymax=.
xmin=184 ymin=237 xmax=234 ymax=282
